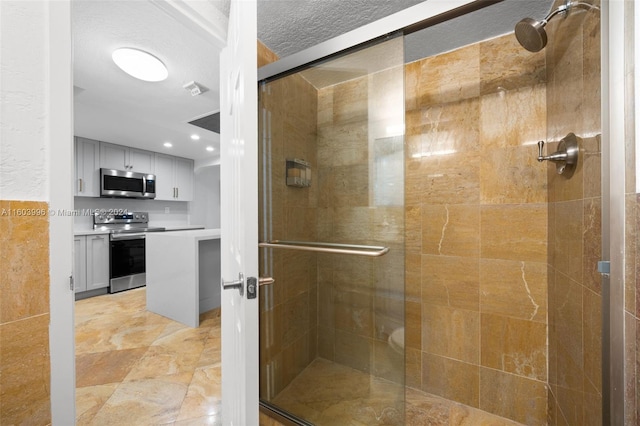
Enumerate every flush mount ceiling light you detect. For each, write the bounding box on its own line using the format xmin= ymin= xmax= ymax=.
xmin=112 ymin=48 xmax=168 ymax=82
xmin=190 ymin=134 xmax=200 ymax=140
xmin=163 ymin=142 xmax=173 ymax=148
xmin=206 ymin=146 xmax=214 ymax=152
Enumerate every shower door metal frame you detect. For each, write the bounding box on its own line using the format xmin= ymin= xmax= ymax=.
xmin=257 ymin=0 xmax=624 ymax=424
xmin=602 ymin=1 xmax=628 ymax=425
xmin=258 ymin=0 xmax=503 ymax=83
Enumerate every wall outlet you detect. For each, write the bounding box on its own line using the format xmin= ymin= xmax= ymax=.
xmin=164 ymin=207 xmax=170 ymax=214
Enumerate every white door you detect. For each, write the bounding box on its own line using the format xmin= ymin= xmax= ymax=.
xmin=220 ymin=0 xmax=259 ymax=425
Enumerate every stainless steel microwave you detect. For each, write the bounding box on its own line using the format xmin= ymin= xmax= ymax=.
xmin=100 ymin=168 xmax=156 ymax=199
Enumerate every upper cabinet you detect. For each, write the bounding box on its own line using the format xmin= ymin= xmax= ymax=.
xmin=100 ymin=142 xmax=155 ymax=174
xmin=73 ymin=138 xmax=193 ymax=200
xmin=154 ymin=153 xmax=194 ymax=201
xmin=74 ymin=137 xmax=100 ymax=197
xmin=174 ymin=157 xmax=193 ymax=201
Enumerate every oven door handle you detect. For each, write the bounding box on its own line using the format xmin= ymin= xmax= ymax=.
xmin=110 ymin=233 xmax=146 ymax=240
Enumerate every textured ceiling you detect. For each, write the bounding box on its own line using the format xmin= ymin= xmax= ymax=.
xmin=257 ymin=0 xmax=425 ymax=57
xmin=73 ymin=0 xmax=556 ymax=162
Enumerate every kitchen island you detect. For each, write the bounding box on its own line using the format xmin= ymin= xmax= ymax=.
xmin=145 ymin=228 xmax=221 ymax=327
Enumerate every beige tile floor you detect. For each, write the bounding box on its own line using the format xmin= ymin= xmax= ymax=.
xmin=76 ymin=289 xmax=523 ymax=426
xmin=75 ymin=288 xmax=222 ymax=425
xmin=270 ymin=358 xmax=525 ymax=426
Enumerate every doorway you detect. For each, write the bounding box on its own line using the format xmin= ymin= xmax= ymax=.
xmin=70 ymin=0 xmax=224 ymax=422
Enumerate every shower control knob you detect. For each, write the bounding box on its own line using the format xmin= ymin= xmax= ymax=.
xmin=537 ymin=141 xmax=545 ymax=161
xmin=536 ymin=133 xmax=579 ymax=178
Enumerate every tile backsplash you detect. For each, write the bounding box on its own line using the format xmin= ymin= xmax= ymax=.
xmin=73 ymin=197 xmax=190 ymax=229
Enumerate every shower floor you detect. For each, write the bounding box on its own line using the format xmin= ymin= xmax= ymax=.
xmin=271 ymin=358 xmax=524 ymax=426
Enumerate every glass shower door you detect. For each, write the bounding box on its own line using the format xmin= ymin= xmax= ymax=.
xmin=258 ymin=35 xmax=405 ymax=425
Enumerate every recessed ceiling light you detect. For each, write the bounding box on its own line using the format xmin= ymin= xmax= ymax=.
xmin=164 ymin=142 xmax=173 ymax=148
xmin=191 ymin=134 xmax=200 ymax=141
xmin=112 ymin=48 xmax=168 ymax=82
xmin=206 ymin=146 xmax=214 ymax=152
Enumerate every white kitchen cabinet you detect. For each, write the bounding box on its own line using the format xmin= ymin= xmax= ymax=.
xmin=154 ymin=153 xmax=194 ymax=201
xmin=100 ymin=142 xmax=155 ymax=174
xmin=74 ymin=137 xmax=100 ymax=197
xmin=74 ymin=236 xmax=87 ymax=293
xmin=174 ymin=157 xmax=194 ymax=201
xmin=74 ymin=234 xmax=109 ymax=294
xmin=87 ymin=234 xmax=110 ymax=290
xmin=154 ymin=153 xmax=175 ymax=200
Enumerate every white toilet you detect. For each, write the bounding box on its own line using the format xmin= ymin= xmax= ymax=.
xmin=388 ymin=327 xmax=405 ymax=354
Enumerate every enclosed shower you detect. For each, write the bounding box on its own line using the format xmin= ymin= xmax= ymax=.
xmin=257 ymin=0 xmax=605 ymax=424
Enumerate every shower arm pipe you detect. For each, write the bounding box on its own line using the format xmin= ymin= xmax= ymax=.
xmin=541 ymin=2 xmax=570 ymax=25
xmin=258 ymin=240 xmax=390 ymax=257
xmin=546 ymin=0 xmax=600 ymax=23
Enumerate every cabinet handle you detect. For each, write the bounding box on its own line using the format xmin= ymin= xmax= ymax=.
xmin=78 ymin=178 xmax=83 ymax=192
xmin=176 ymin=187 xmax=179 ymax=199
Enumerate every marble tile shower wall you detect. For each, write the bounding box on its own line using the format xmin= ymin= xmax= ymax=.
xmin=545 ymin=1 xmax=602 ymax=424
xmin=622 ymin=3 xmax=639 ymax=425
xmin=404 ymin=33 xmax=550 ymax=424
xmin=258 ymin=42 xmax=320 ymax=399
xmin=315 ymin=65 xmax=406 ymax=385
xmin=0 ymin=200 xmax=51 ymax=423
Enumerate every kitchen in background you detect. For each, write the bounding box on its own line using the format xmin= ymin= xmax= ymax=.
xmin=72 ymin=136 xmax=221 ymax=300
xmin=71 ymin=0 xmax=223 ymax=301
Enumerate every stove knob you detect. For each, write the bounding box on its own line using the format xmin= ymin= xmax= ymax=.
xmin=135 ymin=214 xmax=140 ymax=219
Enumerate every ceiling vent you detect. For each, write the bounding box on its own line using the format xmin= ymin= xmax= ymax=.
xmin=183 ymin=81 xmax=207 ymax=96
xmin=189 ymin=112 xmax=219 ymax=134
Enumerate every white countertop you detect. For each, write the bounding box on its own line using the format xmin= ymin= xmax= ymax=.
xmin=147 ymin=228 xmax=220 ymax=240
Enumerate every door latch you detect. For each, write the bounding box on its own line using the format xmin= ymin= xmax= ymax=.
xmin=247 ymin=277 xmax=257 ymax=299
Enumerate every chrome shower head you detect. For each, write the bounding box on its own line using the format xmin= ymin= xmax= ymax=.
xmin=514 ymin=0 xmax=572 ymax=52
xmin=515 ymin=17 xmax=548 ymax=52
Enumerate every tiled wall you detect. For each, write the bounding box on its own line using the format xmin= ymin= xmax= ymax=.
xmin=315 ymin=61 xmax=405 ymax=385
xmin=258 ymin=42 xmax=320 ymax=399
xmin=404 ymin=33 xmax=550 ymax=424
xmin=623 ymin=3 xmax=639 ymax=424
xmin=545 ymin=1 xmax=602 ymax=424
xmin=627 ymin=194 xmax=639 ymax=426
xmin=0 ymin=201 xmax=52 ymax=423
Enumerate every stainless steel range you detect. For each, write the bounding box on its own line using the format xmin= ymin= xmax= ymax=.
xmin=93 ymin=211 xmax=165 ymax=293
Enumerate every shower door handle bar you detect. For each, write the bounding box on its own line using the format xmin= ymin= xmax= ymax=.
xmin=258 ymin=240 xmax=389 ymax=257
